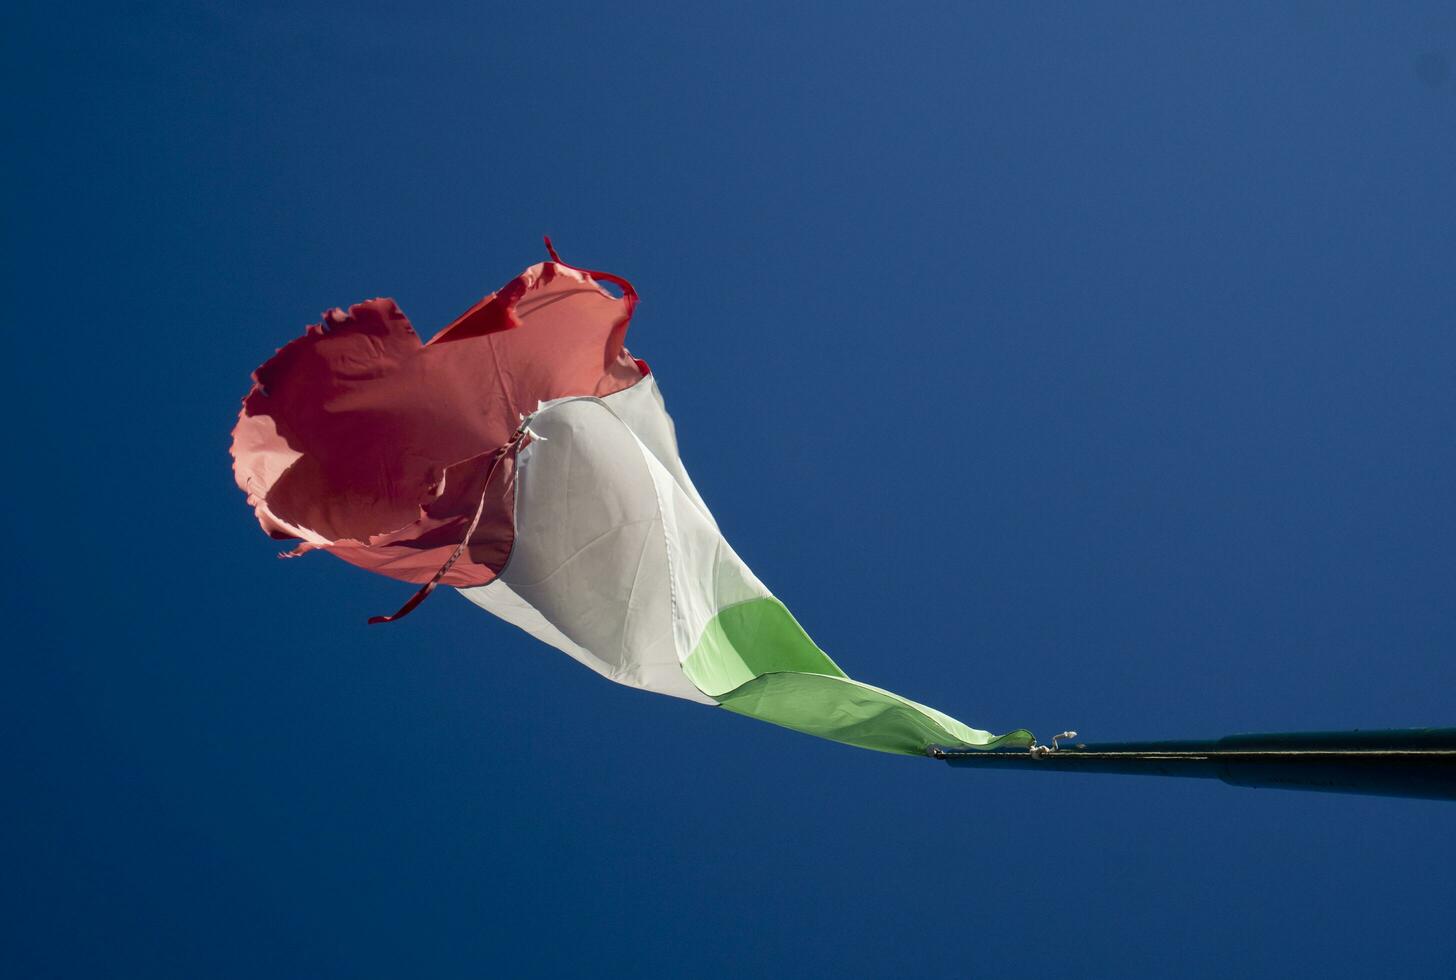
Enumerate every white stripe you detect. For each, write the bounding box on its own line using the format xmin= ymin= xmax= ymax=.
xmin=461 ymin=377 xmax=752 ymax=704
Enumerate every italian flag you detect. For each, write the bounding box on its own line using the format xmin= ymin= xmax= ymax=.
xmin=232 ymin=245 xmax=1031 ymax=757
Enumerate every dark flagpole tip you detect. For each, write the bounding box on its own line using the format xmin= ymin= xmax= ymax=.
xmin=933 ymin=728 xmax=1456 ymax=801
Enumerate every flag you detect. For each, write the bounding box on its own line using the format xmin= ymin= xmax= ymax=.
xmin=231 ymin=244 xmax=1031 ymax=756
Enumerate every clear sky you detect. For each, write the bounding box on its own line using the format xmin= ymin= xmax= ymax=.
xmin=7 ymin=3 xmax=1455 ymax=977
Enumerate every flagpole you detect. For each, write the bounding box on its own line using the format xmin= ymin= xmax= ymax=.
xmin=929 ymin=728 xmax=1456 ymax=800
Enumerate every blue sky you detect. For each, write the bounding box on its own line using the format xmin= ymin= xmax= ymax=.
xmin=7 ymin=3 xmax=1455 ymax=977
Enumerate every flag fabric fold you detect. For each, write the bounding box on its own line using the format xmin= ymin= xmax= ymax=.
xmin=231 ymin=245 xmax=1031 ymax=756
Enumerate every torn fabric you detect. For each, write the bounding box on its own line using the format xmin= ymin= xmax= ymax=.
xmin=230 ymin=244 xmax=1031 ymax=756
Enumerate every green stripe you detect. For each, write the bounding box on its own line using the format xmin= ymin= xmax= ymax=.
xmin=685 ymin=597 xmax=1033 ymax=756
xmin=682 ymin=597 xmax=846 ymax=697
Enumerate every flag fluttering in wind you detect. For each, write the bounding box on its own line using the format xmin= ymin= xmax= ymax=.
xmin=231 ymin=243 xmax=1031 ymax=756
